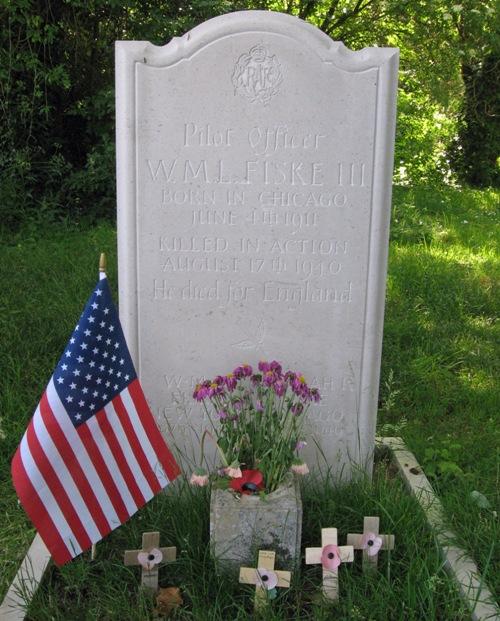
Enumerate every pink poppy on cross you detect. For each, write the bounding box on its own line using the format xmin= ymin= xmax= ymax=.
xmin=239 ymin=550 xmax=292 ymax=611
xmin=305 ymin=527 xmax=354 ymax=600
xmin=124 ymin=531 xmax=177 ymax=591
xmin=347 ymin=516 xmax=395 ymax=572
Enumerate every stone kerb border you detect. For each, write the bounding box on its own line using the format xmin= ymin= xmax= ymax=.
xmin=378 ymin=437 xmax=499 ymax=621
xmin=0 ymin=533 xmax=50 ymax=620
xmin=1 ymin=438 xmax=498 ymax=620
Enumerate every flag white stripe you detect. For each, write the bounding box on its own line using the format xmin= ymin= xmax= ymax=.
xmin=104 ymin=401 xmax=154 ymax=502
xmin=20 ymin=434 xmax=81 ymax=556
xmin=121 ymin=388 xmax=170 ymax=488
xmin=85 ymin=415 xmax=138 ymax=516
xmin=32 ymin=407 xmax=102 ymax=544
xmin=46 ymin=380 xmax=120 ymax=527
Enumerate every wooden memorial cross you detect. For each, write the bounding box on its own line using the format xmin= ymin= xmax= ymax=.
xmin=305 ymin=527 xmax=354 ymax=600
xmin=124 ymin=531 xmax=176 ymax=591
xmin=347 ymin=516 xmax=395 ymax=572
xmin=239 ymin=550 xmax=292 ymax=611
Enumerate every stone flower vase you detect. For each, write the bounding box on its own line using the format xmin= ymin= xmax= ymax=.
xmin=209 ymin=473 xmax=302 ymax=572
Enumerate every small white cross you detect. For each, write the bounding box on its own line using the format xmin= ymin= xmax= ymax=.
xmin=239 ymin=550 xmax=291 ymax=611
xmin=305 ymin=527 xmax=353 ymax=600
xmin=124 ymin=531 xmax=176 ymax=592
xmin=346 ymin=516 xmax=395 ymax=572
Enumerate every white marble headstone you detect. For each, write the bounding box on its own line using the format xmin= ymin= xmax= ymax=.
xmin=116 ymin=11 xmax=398 ymax=476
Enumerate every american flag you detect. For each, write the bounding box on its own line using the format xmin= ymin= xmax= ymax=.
xmin=11 ymin=273 xmax=180 ymax=565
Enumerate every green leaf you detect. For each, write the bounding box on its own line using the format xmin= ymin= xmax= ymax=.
xmin=438 ymin=461 xmax=463 ymax=475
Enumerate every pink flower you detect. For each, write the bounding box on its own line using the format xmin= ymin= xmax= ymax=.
xmin=225 ymin=466 xmax=243 ymax=478
xmin=255 ymin=399 xmax=264 ymax=413
xmin=291 ymin=462 xmax=309 ymax=475
xmin=295 ymin=440 xmax=307 ymax=451
xmin=258 ymin=361 xmax=270 ymax=373
xmin=190 ymin=472 xmax=209 ymax=487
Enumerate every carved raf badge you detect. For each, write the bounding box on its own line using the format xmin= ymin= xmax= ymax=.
xmin=232 ymin=45 xmax=283 ymax=105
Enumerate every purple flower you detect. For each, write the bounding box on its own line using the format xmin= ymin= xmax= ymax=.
xmin=217 ymin=410 xmax=228 ymax=420
xmin=224 ymin=373 xmax=238 ymax=391
xmin=208 ymin=382 xmax=224 ymax=397
xmin=241 ymin=363 xmax=253 ymax=377
xmin=193 ymin=381 xmax=210 ymax=401
xmin=273 ymin=380 xmax=286 ymax=397
xmin=310 ymin=388 xmax=321 ymax=402
xmin=258 ymin=361 xmax=270 ymax=373
xmin=292 ymin=374 xmax=307 ymax=392
xmin=233 ymin=366 xmax=244 ymax=379
xmin=263 ymin=370 xmax=276 ymax=387
xmin=291 ymin=373 xmax=314 ymax=400
xmin=255 ymin=399 xmax=264 ymax=413
xmin=233 ymin=400 xmax=243 ymax=411
xmin=295 ymin=440 xmax=307 ymax=451
xmin=269 ymin=360 xmax=283 ymax=376
xmin=291 ymin=402 xmax=304 ymax=416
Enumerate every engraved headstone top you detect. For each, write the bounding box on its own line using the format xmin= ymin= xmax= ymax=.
xmin=116 ymin=10 xmax=398 ymax=477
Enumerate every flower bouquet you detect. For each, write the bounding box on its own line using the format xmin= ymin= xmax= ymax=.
xmin=190 ymin=360 xmax=320 ymax=495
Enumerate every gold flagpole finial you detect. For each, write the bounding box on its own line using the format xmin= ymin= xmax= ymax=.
xmin=99 ymin=253 xmax=107 ymax=274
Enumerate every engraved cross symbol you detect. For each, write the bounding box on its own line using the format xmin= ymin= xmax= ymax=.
xmin=239 ymin=550 xmax=292 ymax=611
xmin=124 ymin=531 xmax=176 ymax=591
xmin=305 ymin=527 xmax=354 ymax=600
xmin=347 ymin=516 xmax=395 ymax=572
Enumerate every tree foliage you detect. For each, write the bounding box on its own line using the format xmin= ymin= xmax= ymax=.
xmin=0 ymin=0 xmax=497 ymax=228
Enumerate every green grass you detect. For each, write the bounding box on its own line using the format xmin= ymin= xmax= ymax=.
xmin=24 ymin=462 xmax=469 ymax=620
xmin=0 ymin=184 xmax=498 ymax=618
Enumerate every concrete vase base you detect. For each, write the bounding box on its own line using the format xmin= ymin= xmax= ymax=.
xmin=209 ymin=474 xmax=302 ymax=572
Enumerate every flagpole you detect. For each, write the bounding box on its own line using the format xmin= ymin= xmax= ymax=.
xmin=99 ymin=252 xmax=107 ymax=280
xmin=91 ymin=252 xmax=106 ymax=562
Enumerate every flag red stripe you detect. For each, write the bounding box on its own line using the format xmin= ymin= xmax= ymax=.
xmin=11 ymin=448 xmax=72 ymax=566
xmin=40 ymin=393 xmax=110 ymax=537
xmin=25 ymin=421 xmax=92 ymax=551
xmin=128 ymin=380 xmax=181 ymax=481
xmin=76 ymin=422 xmax=130 ymax=524
xmin=112 ymin=395 xmax=162 ymax=495
xmin=95 ymin=409 xmax=146 ymax=508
